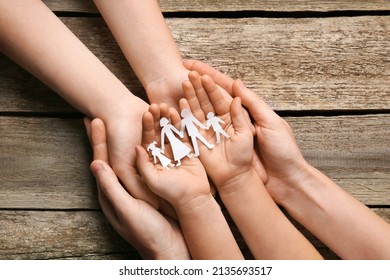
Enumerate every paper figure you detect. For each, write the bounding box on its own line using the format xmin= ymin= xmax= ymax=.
xmin=160 ymin=117 xmax=192 ymax=166
xmin=206 ymin=112 xmax=230 ymax=144
xmin=147 ymin=141 xmax=175 ymax=170
xmin=180 ymin=108 xmax=214 ymax=157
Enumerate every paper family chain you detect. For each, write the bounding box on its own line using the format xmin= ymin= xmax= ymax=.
xmin=146 ymin=109 xmax=230 ymax=170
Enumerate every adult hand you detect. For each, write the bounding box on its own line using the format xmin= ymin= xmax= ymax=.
xmin=85 ymin=117 xmax=190 ymax=259
xmin=102 ymin=96 xmax=176 ymax=218
xmin=231 ymin=80 xmax=308 ymax=205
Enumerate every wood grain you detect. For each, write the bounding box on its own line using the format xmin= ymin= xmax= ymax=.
xmin=1 ymin=16 xmax=389 ymax=112
xmin=1 ymin=208 xmax=388 ymax=259
xmin=0 ymin=210 xmax=138 ymax=259
xmin=42 ymin=0 xmax=390 ymax=13
xmin=0 ymin=117 xmax=98 ymax=209
xmin=290 ymin=112 xmax=390 ymax=204
xmin=1 ymin=115 xmax=389 ymax=209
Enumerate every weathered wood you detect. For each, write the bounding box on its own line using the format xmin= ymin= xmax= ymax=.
xmin=1 ymin=16 xmax=389 ymax=112
xmin=0 ymin=210 xmax=139 ymax=259
xmin=1 ymin=115 xmax=389 ymax=209
xmin=173 ymin=16 xmax=390 ymax=111
xmin=288 ymin=115 xmax=390 ymax=207
xmin=0 ymin=117 xmax=99 ymax=209
xmin=42 ymin=0 xmax=390 ymax=13
xmin=1 ymin=208 xmax=388 ymax=259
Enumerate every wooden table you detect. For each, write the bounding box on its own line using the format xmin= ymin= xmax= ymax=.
xmin=1 ymin=0 xmax=389 ymax=259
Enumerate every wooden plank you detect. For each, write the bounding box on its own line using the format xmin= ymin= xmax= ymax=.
xmin=172 ymin=16 xmax=390 ymax=111
xmin=0 ymin=210 xmax=139 ymax=259
xmin=1 ymin=208 xmax=388 ymax=259
xmin=0 ymin=117 xmax=99 ymax=209
xmin=42 ymin=0 xmax=390 ymax=13
xmin=1 ymin=16 xmax=389 ymax=112
xmin=287 ymin=114 xmax=390 ymax=205
xmin=1 ymin=115 xmax=389 ymax=209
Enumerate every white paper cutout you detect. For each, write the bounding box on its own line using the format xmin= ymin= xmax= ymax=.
xmin=180 ymin=108 xmax=214 ymax=157
xmin=160 ymin=117 xmax=192 ymax=166
xmin=147 ymin=141 xmax=175 ymax=170
xmin=206 ymin=112 xmax=230 ymax=144
xmin=147 ymin=110 xmax=232 ymax=169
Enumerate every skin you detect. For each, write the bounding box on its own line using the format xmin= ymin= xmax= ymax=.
xmin=185 ymin=60 xmax=390 ymax=259
xmin=181 ymin=72 xmax=322 ymax=259
xmin=0 ymin=0 xmax=189 ymax=258
xmin=134 ymin=104 xmax=243 ymax=260
xmin=86 ymin=117 xmax=189 ymax=260
xmin=93 ymin=0 xmax=190 ymax=107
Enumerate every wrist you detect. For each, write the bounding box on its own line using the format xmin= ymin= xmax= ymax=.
xmin=100 ymin=94 xmax=148 ymax=124
xmin=276 ymin=161 xmax=326 ymax=210
xmin=144 ymin=67 xmax=190 ymax=105
xmin=218 ymin=167 xmax=261 ymax=196
xmin=175 ymin=193 xmax=218 ymax=219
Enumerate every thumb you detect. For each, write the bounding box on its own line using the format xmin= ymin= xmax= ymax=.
xmin=230 ymin=97 xmax=251 ymax=135
xmin=135 ymin=145 xmax=157 ymax=187
xmin=90 ymin=160 xmax=132 ymax=212
xmin=232 ymin=79 xmax=277 ymax=126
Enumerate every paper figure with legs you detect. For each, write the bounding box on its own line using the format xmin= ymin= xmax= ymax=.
xmin=147 ymin=141 xmax=175 ymax=170
xmin=160 ymin=117 xmax=192 ymax=166
xmin=206 ymin=112 xmax=230 ymax=144
xmin=180 ymin=108 xmax=214 ymax=157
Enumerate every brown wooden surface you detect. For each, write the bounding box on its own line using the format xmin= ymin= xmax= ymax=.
xmin=2 ymin=16 xmax=390 ymax=112
xmin=1 ymin=0 xmax=389 ymax=260
xmin=42 ymin=0 xmax=390 ymax=13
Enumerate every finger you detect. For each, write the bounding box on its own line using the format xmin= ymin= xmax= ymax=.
xmin=90 ymin=160 xmax=136 ymax=214
xmin=114 ymin=165 xmax=160 ymax=210
xmin=169 ymin=107 xmax=182 ymax=129
xmin=97 ymin=187 xmax=121 ymax=229
xmin=232 ymin=79 xmax=278 ymax=126
xmin=142 ymin=111 xmax=156 ymax=147
xmin=135 ymin=145 xmax=158 ymax=188
xmin=183 ymin=59 xmax=234 ymax=94
xmin=188 ymin=71 xmax=213 ymax=119
xmin=179 ymin=98 xmax=191 ymax=117
xmin=182 ymin=79 xmax=205 ymax=122
xmin=91 ymin=118 xmax=110 ymax=164
xmin=202 ymin=75 xmax=230 ymax=116
xmin=230 ymin=97 xmax=250 ymax=135
xmin=159 ymin=103 xmax=170 ymax=119
xmin=149 ymin=104 xmax=165 ymax=145
xmin=148 ymin=103 xmax=160 ymax=118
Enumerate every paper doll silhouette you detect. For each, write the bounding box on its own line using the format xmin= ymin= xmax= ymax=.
xmin=147 ymin=141 xmax=175 ymax=170
xmin=206 ymin=112 xmax=230 ymax=144
xmin=180 ymin=108 xmax=214 ymax=157
xmin=160 ymin=117 xmax=192 ymax=166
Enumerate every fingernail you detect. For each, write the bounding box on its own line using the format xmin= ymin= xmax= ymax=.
xmin=90 ymin=161 xmax=104 ymax=175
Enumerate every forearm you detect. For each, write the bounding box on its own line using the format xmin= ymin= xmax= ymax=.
xmin=176 ymin=194 xmax=243 ymax=260
xmin=220 ymin=169 xmax=322 ymax=260
xmin=0 ymin=0 xmax=141 ymax=121
xmin=93 ymin=0 xmax=188 ymax=102
xmin=281 ymin=162 xmax=390 ymax=259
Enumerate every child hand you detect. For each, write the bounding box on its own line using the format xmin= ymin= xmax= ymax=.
xmin=181 ymin=71 xmax=255 ymax=190
xmin=136 ymin=105 xmax=212 ymax=211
